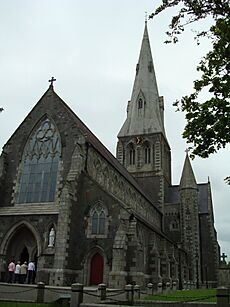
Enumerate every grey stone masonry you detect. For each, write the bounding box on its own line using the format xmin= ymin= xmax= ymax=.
xmin=51 ymin=140 xmax=87 ymax=286
xmin=87 ymin=145 xmax=162 ymax=230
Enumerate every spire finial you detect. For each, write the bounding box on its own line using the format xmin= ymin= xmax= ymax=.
xmin=48 ymin=77 xmax=56 ymax=88
xmin=185 ymin=147 xmax=191 ymax=154
xmin=145 ymin=11 xmax=148 ymax=24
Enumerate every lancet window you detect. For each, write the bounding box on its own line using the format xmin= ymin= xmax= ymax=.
xmin=18 ymin=118 xmax=61 ymax=203
xmin=128 ymin=143 xmax=135 ymax=165
xmin=138 ymin=98 xmax=143 ymax=109
xmin=137 ymin=90 xmax=145 ymax=111
xmin=92 ymin=210 xmax=106 ymax=235
xmin=144 ymin=142 xmax=151 ymax=164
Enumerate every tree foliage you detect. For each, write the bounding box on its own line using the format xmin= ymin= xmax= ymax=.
xmin=150 ymin=0 xmax=230 ymax=163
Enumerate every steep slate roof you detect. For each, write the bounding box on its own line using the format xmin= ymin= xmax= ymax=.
xmin=165 ymin=183 xmax=209 ymax=214
xmin=165 ymin=185 xmax=180 ymax=204
xmin=197 ymin=183 xmax=209 ymax=214
xmin=118 ymin=22 xmax=165 ymax=138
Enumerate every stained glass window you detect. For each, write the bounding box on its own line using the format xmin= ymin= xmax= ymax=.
xmin=91 ymin=210 xmax=106 ymax=235
xmin=92 ymin=211 xmax=98 ymax=234
xmin=99 ymin=211 xmax=105 ymax=234
xmin=18 ymin=118 xmax=61 ymax=203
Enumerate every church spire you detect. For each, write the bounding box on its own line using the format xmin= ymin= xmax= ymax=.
xmin=116 ymin=22 xmax=171 ymax=207
xmin=180 ymin=152 xmax=197 ymax=189
xmin=118 ymin=22 xmax=165 ymax=137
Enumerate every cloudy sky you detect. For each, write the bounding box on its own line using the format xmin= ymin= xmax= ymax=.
xmin=0 ymin=0 xmax=229 ymax=259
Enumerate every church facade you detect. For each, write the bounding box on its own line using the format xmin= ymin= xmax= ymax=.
xmin=0 ymin=23 xmax=219 ymax=288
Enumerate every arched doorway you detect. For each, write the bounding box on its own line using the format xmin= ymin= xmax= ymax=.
xmin=20 ymin=246 xmax=29 ymax=264
xmin=5 ymin=225 xmax=38 ymax=268
xmin=0 ymin=222 xmax=41 ymax=282
xmin=90 ymin=253 xmax=104 ymax=285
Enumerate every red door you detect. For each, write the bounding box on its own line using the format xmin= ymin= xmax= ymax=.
xmin=90 ymin=253 xmax=104 ymax=285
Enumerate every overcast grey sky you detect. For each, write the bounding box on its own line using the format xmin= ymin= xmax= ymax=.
xmin=0 ymin=0 xmax=229 ymax=260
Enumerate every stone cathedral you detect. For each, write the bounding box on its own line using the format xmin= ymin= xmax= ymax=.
xmin=0 ymin=22 xmax=219 ymax=288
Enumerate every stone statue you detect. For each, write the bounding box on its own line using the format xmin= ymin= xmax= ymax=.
xmin=48 ymin=227 xmax=55 ymax=247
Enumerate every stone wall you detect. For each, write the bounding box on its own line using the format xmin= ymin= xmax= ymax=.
xmin=87 ymin=145 xmax=162 ymax=230
xmin=164 ymin=203 xmax=180 ymax=243
xmin=200 ymin=214 xmax=218 ymax=285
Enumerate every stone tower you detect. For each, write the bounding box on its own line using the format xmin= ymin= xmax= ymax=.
xmin=179 ymin=153 xmax=200 ymax=283
xmin=116 ymin=22 xmax=171 ymax=212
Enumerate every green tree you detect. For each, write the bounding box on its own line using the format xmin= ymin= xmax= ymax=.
xmin=150 ymin=1 xmax=230 ymax=165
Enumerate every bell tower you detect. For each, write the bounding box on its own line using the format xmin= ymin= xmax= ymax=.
xmin=116 ymin=22 xmax=171 ymax=211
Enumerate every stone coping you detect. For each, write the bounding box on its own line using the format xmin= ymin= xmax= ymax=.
xmin=0 ymin=204 xmax=59 ymax=215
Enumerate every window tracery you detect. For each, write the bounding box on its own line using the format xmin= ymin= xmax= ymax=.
xmin=92 ymin=210 xmax=106 ymax=235
xmin=18 ymin=118 xmax=61 ymax=203
xmin=86 ymin=203 xmax=108 ymax=238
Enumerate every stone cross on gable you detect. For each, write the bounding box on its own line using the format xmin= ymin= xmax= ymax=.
xmin=48 ymin=77 xmax=56 ymax=87
xmin=221 ymin=252 xmax=228 ymax=262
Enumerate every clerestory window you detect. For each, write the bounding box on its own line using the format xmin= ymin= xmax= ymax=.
xmin=18 ymin=118 xmax=61 ymax=203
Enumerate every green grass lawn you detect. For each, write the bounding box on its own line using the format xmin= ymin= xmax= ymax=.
xmin=145 ymin=288 xmax=216 ymax=302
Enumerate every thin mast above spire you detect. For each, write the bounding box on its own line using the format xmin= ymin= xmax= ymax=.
xmin=145 ymin=11 xmax=148 ymax=24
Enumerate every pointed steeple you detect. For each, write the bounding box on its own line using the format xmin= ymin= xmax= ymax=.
xmin=180 ymin=153 xmax=197 ymax=189
xmin=118 ymin=22 xmax=165 ymax=137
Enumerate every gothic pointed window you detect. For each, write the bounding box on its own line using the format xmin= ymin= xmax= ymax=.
xmin=91 ymin=208 xmax=106 ymax=235
xmin=138 ymin=98 xmax=143 ymax=109
xmin=128 ymin=143 xmax=135 ymax=165
xmin=144 ymin=142 xmax=151 ymax=164
xmin=92 ymin=211 xmax=98 ymax=234
xmin=137 ymin=90 xmax=145 ymax=111
xmin=99 ymin=211 xmax=105 ymax=234
xmin=18 ymin=118 xmax=61 ymax=203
